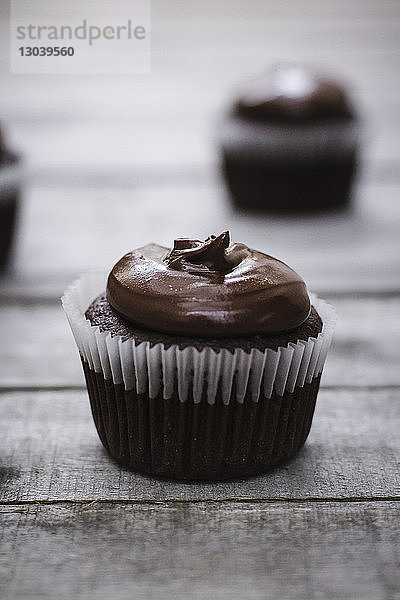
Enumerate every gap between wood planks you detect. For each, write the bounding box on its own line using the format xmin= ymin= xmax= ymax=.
xmin=0 ymin=496 xmax=399 ymax=508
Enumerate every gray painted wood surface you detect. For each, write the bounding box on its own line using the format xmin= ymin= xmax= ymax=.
xmin=1 ymin=502 xmax=399 ymax=600
xmin=1 ymin=0 xmax=400 ymax=597
xmin=1 ymin=177 xmax=400 ymax=298
xmin=0 ymin=388 xmax=399 ymax=503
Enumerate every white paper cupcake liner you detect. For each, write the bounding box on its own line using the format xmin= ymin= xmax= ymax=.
xmin=62 ymin=271 xmax=336 ymax=405
xmin=220 ymin=114 xmax=359 ymax=164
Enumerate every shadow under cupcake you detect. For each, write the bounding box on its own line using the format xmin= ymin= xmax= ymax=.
xmin=62 ymin=231 xmax=336 ymax=480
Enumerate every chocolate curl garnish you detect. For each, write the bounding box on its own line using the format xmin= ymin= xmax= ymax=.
xmin=165 ymin=231 xmax=235 ymax=274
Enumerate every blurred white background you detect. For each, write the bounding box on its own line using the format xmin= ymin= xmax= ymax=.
xmin=0 ymin=0 xmax=399 ymax=295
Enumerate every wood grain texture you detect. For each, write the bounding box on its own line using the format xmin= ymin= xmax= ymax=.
xmin=1 ymin=296 xmax=399 ymax=388
xmin=1 ymin=501 xmax=399 ymax=600
xmin=0 ymin=0 xmax=399 ymax=596
xmin=1 ymin=176 xmax=400 ymax=300
xmin=0 ymin=388 xmax=399 ymax=503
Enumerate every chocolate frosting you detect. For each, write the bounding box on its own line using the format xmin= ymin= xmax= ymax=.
xmin=236 ymin=64 xmax=353 ymax=122
xmin=106 ymin=232 xmax=311 ymax=338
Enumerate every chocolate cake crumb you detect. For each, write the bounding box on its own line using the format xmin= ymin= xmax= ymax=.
xmin=85 ymin=293 xmax=323 ymax=354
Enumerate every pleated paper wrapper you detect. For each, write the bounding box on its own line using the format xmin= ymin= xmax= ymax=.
xmin=62 ymin=271 xmax=336 ymax=405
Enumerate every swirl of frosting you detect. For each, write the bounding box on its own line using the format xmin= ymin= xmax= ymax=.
xmin=236 ymin=64 xmax=353 ymax=121
xmin=106 ymin=231 xmax=311 ymax=337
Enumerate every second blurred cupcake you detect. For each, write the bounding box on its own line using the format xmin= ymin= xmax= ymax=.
xmin=0 ymin=126 xmax=21 ymax=270
xmin=220 ymin=64 xmax=359 ymax=212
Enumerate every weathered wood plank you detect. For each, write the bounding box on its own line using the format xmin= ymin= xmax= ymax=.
xmin=0 ymin=296 xmax=398 ymax=388
xmin=0 ymin=501 xmax=399 ymax=600
xmin=3 ymin=114 xmax=400 ymax=191
xmin=0 ymin=388 xmax=398 ymax=502
xmin=1 ymin=177 xmax=400 ymax=300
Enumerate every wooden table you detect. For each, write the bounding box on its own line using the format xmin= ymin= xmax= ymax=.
xmin=1 ymin=1 xmax=399 ymax=598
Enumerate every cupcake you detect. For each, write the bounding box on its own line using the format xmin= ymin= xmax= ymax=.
xmin=220 ymin=64 xmax=359 ymax=212
xmin=0 ymin=126 xmax=21 ymax=270
xmin=62 ymin=231 xmax=336 ymax=480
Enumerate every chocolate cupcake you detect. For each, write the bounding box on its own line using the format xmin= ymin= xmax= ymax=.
xmin=220 ymin=64 xmax=359 ymax=212
xmin=0 ymin=127 xmax=21 ymax=270
xmin=62 ymin=232 xmax=336 ymax=480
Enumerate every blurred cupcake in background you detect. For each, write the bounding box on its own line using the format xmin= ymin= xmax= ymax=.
xmin=0 ymin=125 xmax=22 ymax=270
xmin=220 ymin=64 xmax=359 ymax=213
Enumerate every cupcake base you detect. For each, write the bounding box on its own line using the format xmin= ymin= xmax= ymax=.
xmin=82 ymin=360 xmax=321 ymax=480
xmin=63 ymin=273 xmax=336 ymax=481
xmin=222 ymin=153 xmax=357 ymax=213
